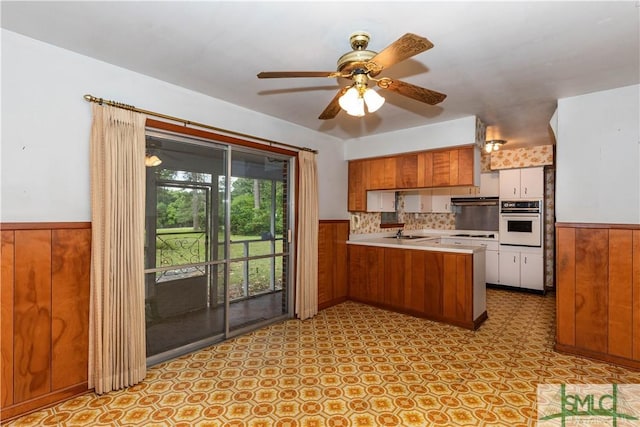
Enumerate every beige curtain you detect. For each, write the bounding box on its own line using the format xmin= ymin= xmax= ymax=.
xmin=89 ymin=104 xmax=147 ymax=394
xmin=295 ymin=150 xmax=319 ymax=320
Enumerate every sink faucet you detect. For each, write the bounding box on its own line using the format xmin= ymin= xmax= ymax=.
xmin=396 ymin=229 xmax=404 ymax=238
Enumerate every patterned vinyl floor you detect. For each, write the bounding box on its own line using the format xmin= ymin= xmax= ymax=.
xmin=6 ymin=289 xmax=640 ymax=427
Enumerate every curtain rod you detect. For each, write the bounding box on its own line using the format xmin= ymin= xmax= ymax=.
xmin=83 ymin=94 xmax=318 ymax=154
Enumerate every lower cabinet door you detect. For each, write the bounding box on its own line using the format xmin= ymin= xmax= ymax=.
xmin=498 ymin=250 xmax=520 ymax=286
xmin=485 ymin=250 xmax=499 ymax=284
xmin=520 ymin=253 xmax=544 ymax=290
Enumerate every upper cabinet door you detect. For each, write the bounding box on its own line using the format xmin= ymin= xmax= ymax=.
xmin=396 ymin=154 xmax=418 ymax=188
xmin=348 ymin=160 xmax=367 ymax=212
xmin=499 ymin=167 xmax=544 ymax=199
xmin=416 ymin=152 xmax=433 ymax=188
xmin=520 ymin=167 xmax=544 ymax=199
xmin=499 ymin=168 xmax=521 ymax=198
xmin=368 ymin=157 xmax=396 ymax=190
xmin=456 ymin=147 xmax=474 ymax=186
xmin=432 ymin=151 xmax=452 ymax=187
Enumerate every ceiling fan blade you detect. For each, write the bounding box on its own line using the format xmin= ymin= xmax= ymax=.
xmin=378 ymin=78 xmax=447 ymax=105
xmin=257 ymin=71 xmax=341 ymax=79
xmin=318 ymin=87 xmax=349 ymax=120
xmin=367 ymin=33 xmax=434 ymax=73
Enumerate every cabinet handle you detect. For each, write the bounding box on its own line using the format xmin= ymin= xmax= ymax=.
xmin=513 ymin=256 xmax=516 ymax=263
xmin=513 ymin=188 xmax=516 ymax=195
xmin=524 ymin=187 xmax=528 ymax=195
xmin=524 ymin=256 xmax=527 ymax=264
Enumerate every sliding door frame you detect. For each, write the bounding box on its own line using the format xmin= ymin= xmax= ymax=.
xmin=144 ymin=119 xmax=298 ymax=364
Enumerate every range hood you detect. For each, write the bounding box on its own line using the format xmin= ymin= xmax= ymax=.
xmin=450 ymin=196 xmax=499 ymax=206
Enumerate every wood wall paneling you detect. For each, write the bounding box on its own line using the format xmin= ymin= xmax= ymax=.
xmin=574 ymin=228 xmax=609 ymax=354
xmin=318 ymin=221 xmax=349 ymax=310
xmin=51 ymin=229 xmax=91 ymax=390
xmin=317 ymin=223 xmax=332 ymax=305
xmin=333 ymin=222 xmax=349 ymax=301
xmin=634 ymin=230 xmax=640 ymax=360
xmin=556 ymin=224 xmax=640 ymax=369
xmin=556 ymin=227 xmax=576 ymax=346
xmin=607 ymin=230 xmax=633 ymax=359
xmin=1 ymin=231 xmax=15 ymax=407
xmin=13 ymin=230 xmax=52 ymax=403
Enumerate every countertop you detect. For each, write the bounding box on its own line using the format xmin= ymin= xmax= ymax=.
xmin=347 ymin=230 xmax=498 ymax=254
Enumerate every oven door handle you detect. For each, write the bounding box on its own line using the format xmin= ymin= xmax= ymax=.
xmin=500 ymin=214 xmax=540 ymax=219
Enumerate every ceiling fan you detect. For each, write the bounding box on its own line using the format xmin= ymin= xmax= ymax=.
xmin=257 ymin=31 xmax=447 ymax=119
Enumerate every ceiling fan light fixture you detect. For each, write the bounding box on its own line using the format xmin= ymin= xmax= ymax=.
xmin=346 ymin=98 xmax=366 ymax=117
xmin=363 ymin=88 xmax=385 ymax=113
xmin=338 ymin=87 xmax=360 ymax=110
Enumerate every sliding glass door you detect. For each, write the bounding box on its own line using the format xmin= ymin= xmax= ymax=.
xmin=144 ymin=131 xmax=293 ymax=364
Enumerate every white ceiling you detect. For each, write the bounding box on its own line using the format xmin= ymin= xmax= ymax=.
xmin=2 ymin=1 xmax=639 ymax=149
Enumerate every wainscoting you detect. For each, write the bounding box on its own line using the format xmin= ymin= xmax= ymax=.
xmin=317 ymin=220 xmax=349 ymax=310
xmin=555 ymin=223 xmax=640 ymax=370
xmin=1 ymin=222 xmax=91 ymax=422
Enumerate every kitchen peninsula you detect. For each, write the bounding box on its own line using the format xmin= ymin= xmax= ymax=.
xmin=347 ymin=233 xmax=487 ymax=330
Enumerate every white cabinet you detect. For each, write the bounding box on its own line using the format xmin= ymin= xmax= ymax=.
xmin=484 ymin=248 xmax=500 ymax=284
xmin=449 ymin=172 xmax=499 ymax=198
xmin=403 ymin=190 xmax=430 ymax=213
xmin=478 ymin=172 xmax=500 ymax=197
xmin=450 ymin=186 xmax=477 ymax=197
xmin=499 ymin=250 xmax=521 ymax=285
xmin=499 ymin=167 xmax=544 ymax=199
xmin=366 ymin=191 xmax=396 ymax=212
xmin=497 ymin=246 xmax=544 ymax=291
xmin=520 ymin=252 xmax=544 ymax=290
xmin=404 ymin=189 xmax=451 ymax=213
xmin=430 ymin=188 xmax=452 ymax=213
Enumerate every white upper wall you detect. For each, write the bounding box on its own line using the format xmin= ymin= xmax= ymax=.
xmin=556 ymin=84 xmax=640 ymax=224
xmin=1 ymin=30 xmax=347 ymax=222
xmin=344 ymin=116 xmax=477 ymax=160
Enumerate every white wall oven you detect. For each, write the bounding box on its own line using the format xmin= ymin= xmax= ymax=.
xmin=499 ymin=200 xmax=542 ymax=247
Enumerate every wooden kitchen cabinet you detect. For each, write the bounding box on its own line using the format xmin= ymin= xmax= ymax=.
xmin=348 ymin=244 xmax=480 ymax=329
xmin=384 ymin=248 xmax=410 ymax=309
xmin=417 ymin=151 xmax=433 ymax=187
xmin=347 ymin=145 xmax=477 ymax=212
xmin=432 ymin=147 xmax=475 ymax=187
xmin=396 ymin=153 xmax=418 ymax=188
xmin=348 ymin=244 xmax=385 ymax=304
xmin=348 ymin=159 xmax=368 ymax=212
xmin=368 ymin=157 xmax=396 ymax=190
